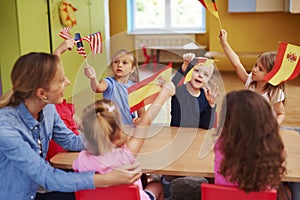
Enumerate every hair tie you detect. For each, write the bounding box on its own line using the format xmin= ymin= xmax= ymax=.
xmin=102 ymin=103 xmax=115 ymax=112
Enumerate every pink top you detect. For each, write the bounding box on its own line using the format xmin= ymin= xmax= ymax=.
xmin=214 ymin=139 xmax=237 ymax=187
xmin=73 ymin=145 xmax=150 ymax=200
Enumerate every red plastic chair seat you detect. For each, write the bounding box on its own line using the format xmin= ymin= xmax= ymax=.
xmin=75 ymin=184 xmax=140 ymax=200
xmin=201 ymin=183 xmax=277 ymax=200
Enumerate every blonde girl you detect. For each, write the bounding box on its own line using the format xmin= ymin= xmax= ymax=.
xmin=84 ymin=49 xmax=145 ymax=126
xmin=73 ymin=81 xmax=175 ymax=200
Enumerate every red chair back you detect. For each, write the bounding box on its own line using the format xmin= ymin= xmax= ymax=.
xmin=201 ymin=183 xmax=277 ymax=200
xmin=140 ymin=44 xmax=157 ymax=71
xmin=75 ymin=184 xmax=141 ymax=200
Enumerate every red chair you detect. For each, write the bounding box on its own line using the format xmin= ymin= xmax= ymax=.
xmin=201 ymin=183 xmax=277 ymax=200
xmin=75 ymin=184 xmax=141 ymax=200
xmin=140 ymin=44 xmax=157 ymax=71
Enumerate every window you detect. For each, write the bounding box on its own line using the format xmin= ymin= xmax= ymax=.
xmin=127 ymin=0 xmax=206 ymax=34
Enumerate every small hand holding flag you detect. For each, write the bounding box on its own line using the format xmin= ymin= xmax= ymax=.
xmin=59 ymin=27 xmax=102 ymax=59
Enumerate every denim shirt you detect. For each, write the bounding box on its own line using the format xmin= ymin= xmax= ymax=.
xmin=0 ymin=103 xmax=95 ymax=200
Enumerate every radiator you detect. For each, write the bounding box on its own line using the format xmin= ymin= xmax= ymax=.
xmin=134 ymin=34 xmax=196 ymax=63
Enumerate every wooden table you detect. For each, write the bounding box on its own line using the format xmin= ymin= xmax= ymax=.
xmin=50 ymin=126 xmax=300 ymax=182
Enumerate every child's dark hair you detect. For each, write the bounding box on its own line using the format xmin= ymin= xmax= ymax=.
xmin=217 ymin=90 xmax=286 ymax=192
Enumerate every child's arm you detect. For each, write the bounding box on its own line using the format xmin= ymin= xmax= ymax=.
xmin=181 ymin=53 xmax=195 ymax=73
xmin=274 ymin=101 xmax=285 ymax=125
xmin=132 ymin=107 xmax=146 ymax=126
xmin=219 ymin=29 xmax=248 ymax=84
xmin=84 ymin=65 xmax=108 ymax=93
xmin=172 ymin=53 xmax=195 ymax=86
xmin=53 ymin=39 xmax=75 ymax=57
xmin=127 ymin=81 xmax=175 ymax=155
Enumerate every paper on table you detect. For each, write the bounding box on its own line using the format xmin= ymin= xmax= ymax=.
xmin=183 ymin=42 xmax=200 ymax=50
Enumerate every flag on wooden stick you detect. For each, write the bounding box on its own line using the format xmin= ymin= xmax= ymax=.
xmin=128 ymin=63 xmax=172 ymax=113
xmin=82 ymin=31 xmax=102 ymax=55
xmin=198 ymin=0 xmax=219 ymax=19
xmin=74 ymin=33 xmax=87 ymax=58
xmin=264 ymin=42 xmax=300 ymax=86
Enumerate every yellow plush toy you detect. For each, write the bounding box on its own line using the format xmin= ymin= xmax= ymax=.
xmin=59 ymin=0 xmax=77 ymax=27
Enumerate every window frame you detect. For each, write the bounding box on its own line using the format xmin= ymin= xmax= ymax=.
xmin=127 ymin=0 xmax=206 ymax=35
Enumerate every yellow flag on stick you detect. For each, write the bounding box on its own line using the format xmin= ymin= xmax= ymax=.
xmin=264 ymin=42 xmax=300 ymax=86
xmin=128 ymin=64 xmax=172 ymax=113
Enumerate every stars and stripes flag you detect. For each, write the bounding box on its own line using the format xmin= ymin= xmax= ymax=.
xmin=198 ymin=0 xmax=219 ymax=19
xmin=59 ymin=27 xmax=72 ymax=40
xmin=74 ymin=33 xmax=86 ymax=58
xmin=82 ymin=31 xmax=102 ymax=55
xmin=127 ymin=63 xmax=172 ymax=113
xmin=264 ymin=42 xmax=300 ymax=86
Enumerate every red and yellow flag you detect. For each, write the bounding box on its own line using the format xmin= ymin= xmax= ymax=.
xmin=128 ymin=63 xmax=172 ymax=113
xmin=177 ymin=57 xmax=214 ymax=86
xmin=264 ymin=42 xmax=300 ymax=86
xmin=198 ymin=0 xmax=219 ymax=19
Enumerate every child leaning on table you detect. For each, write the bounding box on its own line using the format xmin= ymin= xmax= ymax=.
xmin=171 ymin=53 xmax=219 ymax=129
xmin=219 ymin=29 xmax=286 ymax=125
xmin=214 ymin=90 xmax=286 ymax=192
xmin=73 ymin=81 xmax=175 ymax=200
xmin=84 ymin=49 xmax=145 ymax=126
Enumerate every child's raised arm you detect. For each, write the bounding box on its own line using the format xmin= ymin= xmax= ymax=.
xmin=182 ymin=53 xmax=195 ymax=73
xmin=172 ymin=53 xmax=195 ymax=86
xmin=84 ymin=65 xmax=108 ymax=93
xmin=219 ymin=29 xmax=248 ymax=84
xmin=127 ymin=81 xmax=175 ymax=155
xmin=53 ymin=39 xmax=75 ymax=57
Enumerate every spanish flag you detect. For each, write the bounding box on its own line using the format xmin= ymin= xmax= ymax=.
xmin=264 ymin=42 xmax=300 ymax=86
xmin=198 ymin=0 xmax=219 ymax=19
xmin=128 ymin=63 xmax=172 ymax=113
xmin=177 ymin=57 xmax=215 ymax=86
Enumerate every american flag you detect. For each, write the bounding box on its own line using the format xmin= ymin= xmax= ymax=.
xmin=82 ymin=31 xmax=102 ymax=54
xmin=75 ymin=33 xmax=86 ymax=58
xmin=59 ymin=27 xmax=72 ymax=40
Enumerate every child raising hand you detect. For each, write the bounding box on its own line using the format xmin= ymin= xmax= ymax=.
xmin=171 ymin=52 xmax=219 ymax=129
xmin=84 ymin=49 xmax=145 ymax=126
xmin=219 ymin=29 xmax=285 ymax=125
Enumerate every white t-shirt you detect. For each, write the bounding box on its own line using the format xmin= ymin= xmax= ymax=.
xmin=245 ymin=73 xmax=285 ymax=115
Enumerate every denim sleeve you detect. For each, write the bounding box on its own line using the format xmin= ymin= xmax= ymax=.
xmin=0 ymin=123 xmax=95 ymax=192
xmin=51 ymin=106 xmax=85 ymax=151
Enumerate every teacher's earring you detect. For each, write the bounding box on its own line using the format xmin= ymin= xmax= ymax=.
xmin=43 ymin=96 xmax=48 ymax=100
